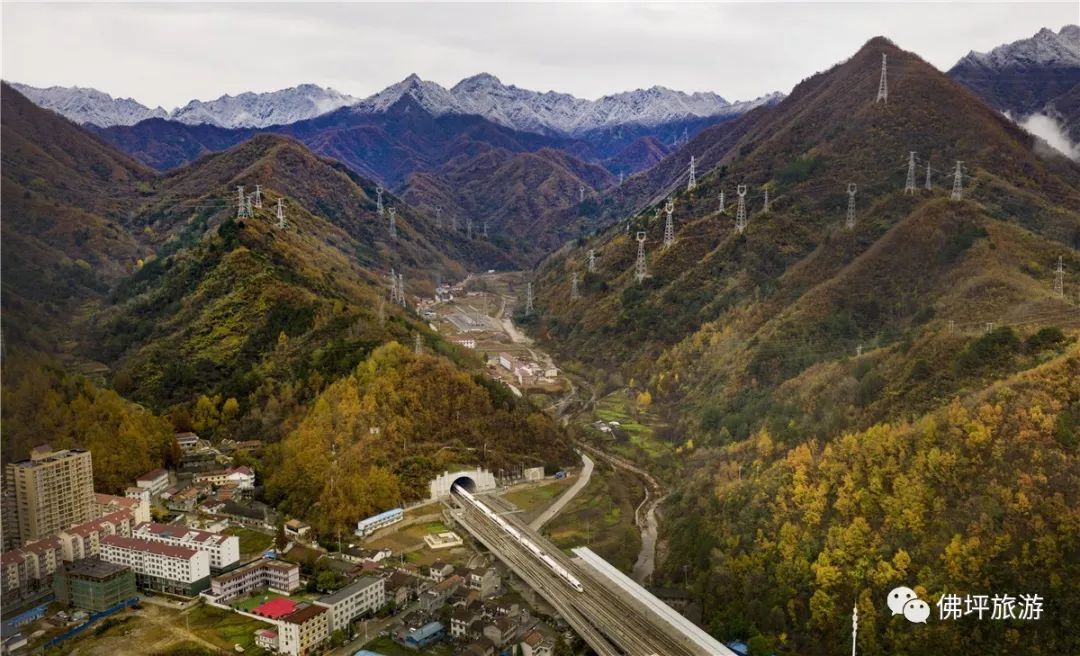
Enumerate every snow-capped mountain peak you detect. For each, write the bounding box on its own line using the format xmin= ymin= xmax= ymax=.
xmin=9 ymin=83 xmax=168 ymax=127
xmin=955 ymin=24 xmax=1080 ymax=70
xmin=170 ymin=84 xmax=357 ymax=128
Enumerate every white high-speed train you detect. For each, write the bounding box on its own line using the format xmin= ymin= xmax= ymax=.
xmin=454 ymin=484 xmax=584 ymax=593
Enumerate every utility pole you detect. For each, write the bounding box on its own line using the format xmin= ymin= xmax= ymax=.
xmin=950 ymin=161 xmax=964 ymax=201
xmin=905 ymin=151 xmax=917 ymax=194
xmin=687 ymin=156 xmax=696 ymax=191
xmin=856 ymin=344 xmax=863 ymax=356
xmin=525 ymin=282 xmax=534 ymax=315
xmin=388 ymin=207 xmax=397 ymax=240
xmin=876 ymin=53 xmax=888 ymax=103
xmin=846 ymin=183 xmax=857 ymax=230
xmin=276 ymin=198 xmax=286 ymax=230
xmin=635 ymin=232 xmax=648 ymax=283
xmin=254 ymin=184 xmax=262 ymax=209
xmin=719 ymin=189 xmax=725 ymax=214
xmin=587 ymin=249 xmax=596 ymax=273
xmin=735 ymin=185 xmax=748 ymax=233
xmin=925 ymin=161 xmax=932 ymax=191
xmin=1054 ymin=256 xmax=1065 ymax=298
xmin=571 ymin=272 xmax=580 ymax=300
xmin=663 ymin=198 xmax=675 ymax=248
xmin=236 ymin=186 xmax=248 ymax=219
xmin=376 ymin=186 xmax=384 ymax=216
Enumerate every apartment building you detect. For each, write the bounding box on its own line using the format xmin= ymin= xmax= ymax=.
xmin=99 ymin=534 xmax=210 ymax=596
xmin=0 ymin=536 xmax=62 ymax=598
xmin=193 ymin=466 xmax=255 ymax=490
xmin=278 ymin=603 xmax=330 ymax=656
xmin=210 ymin=558 xmax=300 ymax=601
xmin=53 ymin=559 xmax=136 ymax=612
xmin=56 ymin=510 xmax=135 ymax=561
xmin=132 ymin=522 xmax=239 ymax=571
xmin=5 ymin=446 xmax=95 ymax=545
xmin=315 ymin=576 xmax=385 ymax=633
xmin=135 ymin=468 xmax=170 ymax=496
xmin=96 ymin=492 xmax=150 ymax=524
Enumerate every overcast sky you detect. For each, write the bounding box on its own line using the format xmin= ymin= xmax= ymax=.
xmin=2 ymin=2 xmax=1075 ymax=109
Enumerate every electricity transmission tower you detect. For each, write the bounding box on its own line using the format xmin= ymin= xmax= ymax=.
xmin=687 ymin=156 xmax=697 ymax=191
xmin=587 ymin=249 xmax=596 ymax=273
xmin=635 ymin=232 xmax=648 ymax=283
xmin=388 ymin=269 xmax=398 ymax=304
xmin=435 ymin=206 xmax=442 ymax=229
xmin=719 ymin=189 xmax=725 ymax=214
xmin=762 ymin=187 xmax=770 ymax=213
xmin=735 ymin=185 xmax=748 ymax=233
xmin=246 ymin=194 xmax=254 ymax=218
xmin=525 ymin=282 xmax=534 ymax=315
xmin=876 ymin=53 xmax=888 ymax=103
xmin=276 ymin=198 xmax=286 ymax=230
xmin=905 ymin=151 xmax=917 ymax=194
xmin=925 ymin=162 xmax=932 ymax=191
xmin=376 ymin=187 xmax=384 ymax=216
xmin=950 ymin=161 xmax=965 ymax=201
xmin=571 ymin=272 xmax=580 ymax=300
xmin=467 ymin=218 xmax=473 ymax=240
xmin=482 ymin=222 xmax=489 ymax=239
xmin=1054 ymin=256 xmax=1065 ymax=298
xmin=619 ymin=171 xmax=625 ymax=186
xmin=236 ymin=186 xmax=248 ymax=219
xmin=388 ymin=207 xmax=397 ymax=240
xmin=397 ymin=273 xmax=406 ymax=307
xmin=846 ymin=183 xmax=857 ymax=230
xmin=254 ymin=184 xmax=262 ymax=209
xmin=663 ymin=198 xmax=675 ymax=248
xmin=415 ymin=334 xmax=422 ymax=355
xmin=579 ymin=185 xmax=585 ymax=203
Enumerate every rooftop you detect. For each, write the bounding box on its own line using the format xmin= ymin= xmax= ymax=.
xmin=252 ymin=597 xmax=298 ymax=620
xmin=318 ymin=576 xmax=382 ymax=605
xmin=61 ymin=558 xmax=130 ymax=580
xmin=101 ymin=535 xmax=197 ymax=560
xmin=137 ymin=468 xmax=167 ymax=482
xmin=282 ymin=603 xmax=327 ymax=625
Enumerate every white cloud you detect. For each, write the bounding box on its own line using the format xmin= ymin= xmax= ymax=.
xmin=1020 ymin=112 xmax=1080 ymax=161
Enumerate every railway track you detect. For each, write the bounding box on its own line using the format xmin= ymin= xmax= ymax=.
xmin=452 ymin=491 xmax=706 ymax=656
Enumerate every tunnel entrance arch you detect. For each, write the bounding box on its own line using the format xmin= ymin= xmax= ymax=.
xmin=430 ymin=469 xmax=496 ymax=500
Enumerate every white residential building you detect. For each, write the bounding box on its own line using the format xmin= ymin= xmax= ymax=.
xmin=278 ymin=604 xmax=330 ymax=656
xmin=96 ymin=492 xmax=150 ymax=524
xmin=315 ymin=576 xmax=385 ymax=632
xmin=132 ymin=522 xmax=239 ymax=571
xmin=100 ymin=534 xmax=210 ymax=596
xmin=57 ymin=510 xmax=135 ymax=561
xmin=193 ymin=466 xmax=255 ymax=490
xmin=135 ymin=468 xmax=170 ymax=496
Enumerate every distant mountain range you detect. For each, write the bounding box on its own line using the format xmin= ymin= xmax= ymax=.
xmin=949 ymin=25 xmax=1080 ymax=143
xmin=10 ymin=74 xmax=781 ymax=137
xmin=10 ymin=82 xmax=358 ymax=129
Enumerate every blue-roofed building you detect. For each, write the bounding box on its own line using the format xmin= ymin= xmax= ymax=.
xmin=352 ymin=651 xmax=387 ymax=656
xmin=403 ymin=621 xmax=444 ymax=649
xmin=355 ymin=508 xmax=404 ymax=537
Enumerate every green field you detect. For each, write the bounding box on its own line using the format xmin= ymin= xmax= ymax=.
xmin=225 ymin=526 xmax=274 ymax=558
xmin=502 ymin=478 xmax=574 ymax=516
xmin=544 ymin=463 xmax=643 ymax=572
xmin=594 ymin=392 xmax=673 ymax=460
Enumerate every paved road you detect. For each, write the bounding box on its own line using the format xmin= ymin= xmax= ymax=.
xmin=529 ymin=453 xmax=594 ymax=531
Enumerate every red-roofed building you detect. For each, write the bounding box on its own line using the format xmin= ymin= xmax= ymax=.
xmin=132 ymin=522 xmax=239 ymax=571
xmin=1 ymin=537 xmax=61 ymax=599
xmin=57 ymin=510 xmax=135 ymax=561
xmin=99 ymin=534 xmax=209 ymax=596
xmin=95 ymin=492 xmax=150 ymax=524
xmin=252 ymin=597 xmax=299 ymax=620
xmin=136 ymin=468 xmax=170 ymax=495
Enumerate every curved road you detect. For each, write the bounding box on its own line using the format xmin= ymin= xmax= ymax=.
xmin=529 ymin=453 xmax=594 ymax=531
